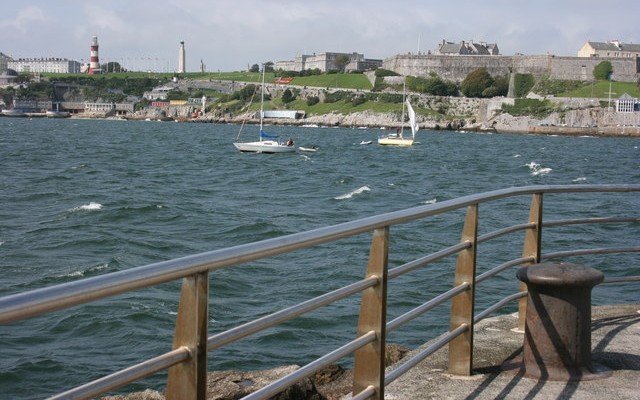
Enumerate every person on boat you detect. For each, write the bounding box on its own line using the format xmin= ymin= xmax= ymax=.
xmin=286 ymin=138 xmax=294 ymax=146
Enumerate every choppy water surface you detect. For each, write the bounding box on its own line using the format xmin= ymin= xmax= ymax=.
xmin=1 ymin=117 xmax=638 ymax=398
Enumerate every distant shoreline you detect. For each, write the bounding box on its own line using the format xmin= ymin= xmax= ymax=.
xmin=3 ymin=111 xmax=639 ymax=138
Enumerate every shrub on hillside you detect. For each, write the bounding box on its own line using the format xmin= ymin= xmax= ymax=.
xmin=306 ymin=96 xmax=320 ymax=106
xmin=501 ymin=98 xmax=557 ymax=117
xmin=533 ymin=75 xmax=587 ymax=95
xmin=407 ymin=74 xmax=458 ymax=96
xmin=514 ymin=74 xmax=535 ymax=97
xmin=461 ymin=68 xmax=494 ymax=97
xmin=593 ymin=61 xmax=613 ymax=81
xmin=374 ymin=69 xmax=400 ymax=77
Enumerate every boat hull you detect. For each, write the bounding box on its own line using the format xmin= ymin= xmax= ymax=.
xmin=378 ymin=136 xmax=414 ymax=146
xmin=2 ymin=109 xmax=26 ymax=117
xmin=233 ymin=141 xmax=296 ymax=154
xmin=46 ymin=111 xmax=70 ymax=118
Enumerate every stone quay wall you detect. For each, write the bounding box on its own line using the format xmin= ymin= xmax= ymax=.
xmin=383 ymin=54 xmax=640 ymax=83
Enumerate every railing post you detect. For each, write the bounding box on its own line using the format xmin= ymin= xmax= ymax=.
xmin=518 ymin=193 xmax=543 ymax=331
xmin=448 ymin=204 xmax=478 ymax=376
xmin=166 ymin=272 xmax=209 ymax=400
xmin=353 ymin=227 xmax=389 ymax=400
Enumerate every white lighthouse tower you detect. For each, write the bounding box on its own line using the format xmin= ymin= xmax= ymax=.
xmin=178 ymin=41 xmax=186 ymax=73
xmin=89 ymin=35 xmax=101 ymax=74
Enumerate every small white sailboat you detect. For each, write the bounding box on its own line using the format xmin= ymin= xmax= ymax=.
xmin=378 ymin=81 xmax=419 ymax=147
xmin=233 ymin=67 xmax=296 ymax=154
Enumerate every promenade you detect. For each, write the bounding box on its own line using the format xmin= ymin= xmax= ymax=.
xmin=384 ymin=304 xmax=640 ymax=399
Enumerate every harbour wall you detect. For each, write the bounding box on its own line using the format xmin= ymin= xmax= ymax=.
xmin=383 ymin=54 xmax=640 ymax=82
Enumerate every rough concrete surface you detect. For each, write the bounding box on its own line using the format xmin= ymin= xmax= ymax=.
xmin=383 ymin=304 xmax=640 ymax=400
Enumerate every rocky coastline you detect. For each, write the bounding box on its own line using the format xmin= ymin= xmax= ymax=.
xmin=100 ymin=344 xmax=410 ymax=400
xmin=119 ymin=107 xmax=640 ymax=137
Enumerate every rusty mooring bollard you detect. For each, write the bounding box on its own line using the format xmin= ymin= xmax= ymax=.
xmin=515 ymin=262 xmax=612 ymax=381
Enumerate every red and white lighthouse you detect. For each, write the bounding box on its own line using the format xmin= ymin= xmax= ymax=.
xmin=88 ymin=35 xmax=101 ymax=74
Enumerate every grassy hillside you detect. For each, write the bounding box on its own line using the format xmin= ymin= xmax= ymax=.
xmin=559 ymin=80 xmax=640 ymax=98
xmin=286 ymin=74 xmax=372 ymax=90
xmin=190 ymin=71 xmax=372 ymax=89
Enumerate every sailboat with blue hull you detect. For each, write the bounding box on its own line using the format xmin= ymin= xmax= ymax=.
xmin=233 ymin=67 xmax=296 ymax=154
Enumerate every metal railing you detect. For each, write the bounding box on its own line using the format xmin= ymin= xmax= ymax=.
xmin=1 ymin=184 xmax=639 ymax=399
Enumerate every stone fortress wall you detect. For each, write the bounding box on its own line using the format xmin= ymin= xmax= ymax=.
xmin=383 ymin=54 xmax=640 ymax=82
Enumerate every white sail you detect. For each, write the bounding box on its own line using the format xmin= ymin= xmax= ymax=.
xmin=406 ymin=99 xmax=419 ymax=139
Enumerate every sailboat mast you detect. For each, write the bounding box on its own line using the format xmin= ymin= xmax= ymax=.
xmin=259 ymin=65 xmax=265 ymax=138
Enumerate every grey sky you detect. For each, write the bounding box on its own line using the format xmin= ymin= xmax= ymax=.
xmin=1 ymin=1 xmax=638 ymax=73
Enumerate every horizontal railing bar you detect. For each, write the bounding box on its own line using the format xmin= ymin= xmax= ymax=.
xmin=49 ymin=347 xmax=190 ymax=400
xmin=242 ymin=331 xmax=377 ymax=400
xmin=351 ymin=385 xmax=377 ymax=400
xmin=474 ymin=292 xmax=527 ymax=323
xmin=388 ymin=242 xmax=471 ymax=280
xmin=476 ymin=257 xmax=536 ymax=284
xmin=3 ymin=184 xmax=637 ymax=324
xmin=603 ymin=276 xmax=640 ymax=284
xmin=477 ymin=223 xmax=534 ymax=244
xmin=208 ymin=276 xmax=378 ymax=350
xmin=543 ymin=217 xmax=640 ymax=227
xmin=385 ymin=324 xmax=468 ymax=385
xmin=387 ymin=283 xmax=470 ymax=333
xmin=542 ymin=246 xmax=640 ymax=261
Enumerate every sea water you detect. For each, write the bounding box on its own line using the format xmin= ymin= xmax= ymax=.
xmin=0 ymin=117 xmax=638 ymax=398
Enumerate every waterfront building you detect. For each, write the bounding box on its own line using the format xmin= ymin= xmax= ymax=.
xmin=143 ymin=85 xmax=176 ymax=100
xmin=616 ymin=93 xmax=640 ymax=113
xmin=435 ymin=39 xmax=500 ymax=56
xmin=8 ymin=58 xmax=81 ymax=74
xmin=275 ymin=52 xmax=382 ymax=73
xmin=0 ymin=69 xmax=18 ymax=86
xmin=578 ymin=40 xmax=640 ymax=58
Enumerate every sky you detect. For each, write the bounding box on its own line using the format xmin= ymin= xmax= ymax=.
xmin=1 ymin=0 xmax=639 ymax=73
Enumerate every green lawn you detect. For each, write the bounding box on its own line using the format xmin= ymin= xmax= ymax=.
xmin=287 ymin=74 xmax=373 ymax=90
xmin=559 ymin=80 xmax=640 ymax=98
xmin=185 ymin=71 xmax=372 ymax=89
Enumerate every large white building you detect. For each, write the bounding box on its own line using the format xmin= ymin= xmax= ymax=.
xmin=275 ymin=52 xmax=382 ymax=73
xmin=8 ymin=58 xmax=81 ymax=74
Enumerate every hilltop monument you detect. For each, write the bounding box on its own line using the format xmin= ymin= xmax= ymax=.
xmin=178 ymin=41 xmax=186 ymax=73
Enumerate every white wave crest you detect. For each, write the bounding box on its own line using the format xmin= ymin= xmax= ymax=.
xmin=334 ymin=186 xmax=371 ymax=200
xmin=70 ymin=202 xmax=103 ymax=212
xmin=525 ymin=162 xmax=552 ymax=176
xmin=573 ymin=177 xmax=587 ymax=182
xmin=422 ymin=198 xmax=437 ymax=205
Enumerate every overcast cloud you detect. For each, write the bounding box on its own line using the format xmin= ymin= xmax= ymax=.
xmin=1 ymin=1 xmax=638 ymax=73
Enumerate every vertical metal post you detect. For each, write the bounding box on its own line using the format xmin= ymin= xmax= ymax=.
xmin=353 ymin=227 xmax=389 ymax=399
xmin=166 ymin=272 xmax=209 ymax=400
xmin=448 ymin=204 xmax=478 ymax=375
xmin=518 ymin=193 xmax=543 ymax=331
